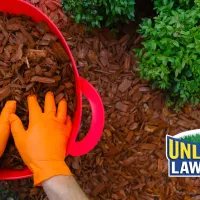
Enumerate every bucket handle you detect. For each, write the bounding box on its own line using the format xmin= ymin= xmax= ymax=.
xmin=68 ymin=77 xmax=105 ymax=156
xmin=0 ymin=168 xmax=32 ymax=180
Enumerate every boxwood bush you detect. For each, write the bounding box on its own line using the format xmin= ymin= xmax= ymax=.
xmin=154 ymin=0 xmax=193 ymax=12
xmin=136 ymin=1 xmax=200 ymax=109
xmin=62 ymin=0 xmax=135 ymax=28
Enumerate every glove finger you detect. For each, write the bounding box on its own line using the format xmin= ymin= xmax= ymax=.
xmin=65 ymin=116 xmax=72 ymax=135
xmin=9 ymin=114 xmax=25 ymax=138
xmin=1 ymin=101 xmax=16 ymax=120
xmin=57 ymin=99 xmax=67 ymax=123
xmin=0 ymin=128 xmax=10 ymax=157
xmin=44 ymin=91 xmax=56 ymax=116
xmin=0 ymin=123 xmax=11 ymax=157
xmin=28 ymin=95 xmax=42 ymax=120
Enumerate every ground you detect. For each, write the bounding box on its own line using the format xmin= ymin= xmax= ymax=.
xmin=1 ymin=0 xmax=200 ymax=200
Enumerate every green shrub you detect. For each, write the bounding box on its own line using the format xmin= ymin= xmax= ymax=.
xmin=62 ymin=0 xmax=135 ymax=28
xmin=154 ymin=0 xmax=192 ymax=11
xmin=154 ymin=0 xmax=200 ymax=13
xmin=136 ymin=5 xmax=200 ymax=109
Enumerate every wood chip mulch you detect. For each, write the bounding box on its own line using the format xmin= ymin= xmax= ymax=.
xmin=0 ymin=12 xmax=76 ymax=171
xmin=2 ymin=0 xmax=200 ymax=200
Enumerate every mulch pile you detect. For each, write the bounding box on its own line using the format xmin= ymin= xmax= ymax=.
xmin=2 ymin=0 xmax=200 ymax=200
xmin=0 ymin=13 xmax=76 ymax=169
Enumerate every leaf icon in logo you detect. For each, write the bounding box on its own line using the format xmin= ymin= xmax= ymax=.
xmin=181 ymin=133 xmax=200 ymax=144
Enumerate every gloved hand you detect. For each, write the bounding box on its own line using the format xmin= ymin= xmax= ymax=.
xmin=9 ymin=91 xmax=72 ymax=185
xmin=0 ymin=101 xmax=16 ymax=157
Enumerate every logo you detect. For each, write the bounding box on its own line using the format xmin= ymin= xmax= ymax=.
xmin=166 ymin=129 xmax=200 ymax=177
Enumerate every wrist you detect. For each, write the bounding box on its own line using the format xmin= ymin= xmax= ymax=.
xmin=42 ymin=175 xmax=89 ymax=200
xmin=29 ymin=161 xmax=72 ymax=186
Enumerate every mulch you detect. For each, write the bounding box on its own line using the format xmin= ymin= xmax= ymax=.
xmin=0 ymin=13 xmax=76 ymax=170
xmin=2 ymin=0 xmax=200 ymax=200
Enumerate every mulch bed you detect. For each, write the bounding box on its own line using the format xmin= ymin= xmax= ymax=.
xmin=1 ymin=0 xmax=200 ymax=200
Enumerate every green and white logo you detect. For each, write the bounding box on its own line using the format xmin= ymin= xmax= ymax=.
xmin=166 ymin=129 xmax=200 ymax=177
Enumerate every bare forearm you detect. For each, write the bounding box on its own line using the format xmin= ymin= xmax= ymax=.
xmin=42 ymin=176 xmax=89 ymax=200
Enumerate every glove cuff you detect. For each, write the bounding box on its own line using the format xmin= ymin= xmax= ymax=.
xmin=30 ymin=161 xmax=72 ymax=186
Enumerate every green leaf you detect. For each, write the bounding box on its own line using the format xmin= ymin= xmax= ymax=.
xmin=115 ymin=7 xmax=121 ymax=14
xmin=163 ymin=0 xmax=168 ymax=6
xmin=166 ymin=25 xmax=173 ymax=31
xmin=151 ymin=41 xmax=157 ymax=50
xmin=187 ymin=43 xmax=195 ymax=48
xmin=75 ymin=14 xmax=81 ymax=23
xmin=174 ymin=82 xmax=180 ymax=93
xmin=173 ymin=41 xmax=179 ymax=47
xmin=186 ymin=69 xmax=192 ymax=77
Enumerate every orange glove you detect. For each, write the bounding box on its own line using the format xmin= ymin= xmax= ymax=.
xmin=9 ymin=92 xmax=72 ymax=185
xmin=0 ymin=101 xmax=16 ymax=157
